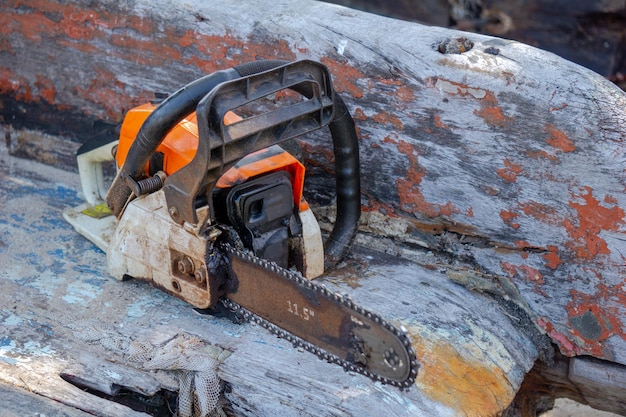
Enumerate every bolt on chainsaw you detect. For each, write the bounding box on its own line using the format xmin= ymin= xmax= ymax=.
xmin=63 ymin=60 xmax=418 ymax=387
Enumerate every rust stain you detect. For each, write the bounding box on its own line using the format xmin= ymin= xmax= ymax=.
xmin=320 ymin=57 xmax=364 ymax=98
xmin=496 ymin=158 xmax=523 ymax=183
xmin=395 ymin=85 xmax=415 ymax=102
xmin=564 ymin=186 xmax=625 ymax=261
xmin=545 ymin=125 xmax=576 ymax=153
xmin=409 ymin=329 xmax=514 ymax=416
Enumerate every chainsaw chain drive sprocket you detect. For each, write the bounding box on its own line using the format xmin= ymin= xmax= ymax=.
xmin=219 ymin=242 xmax=418 ymax=388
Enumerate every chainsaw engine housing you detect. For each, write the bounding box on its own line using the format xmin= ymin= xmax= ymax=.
xmin=107 ymin=104 xmax=324 ymax=308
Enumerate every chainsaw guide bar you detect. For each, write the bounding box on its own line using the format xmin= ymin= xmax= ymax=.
xmin=220 ymin=242 xmax=419 ymax=387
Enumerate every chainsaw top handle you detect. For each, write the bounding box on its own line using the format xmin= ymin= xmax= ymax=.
xmin=106 ymin=60 xmax=360 ymax=269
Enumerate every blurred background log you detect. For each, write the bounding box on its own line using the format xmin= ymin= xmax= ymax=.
xmin=323 ymin=0 xmax=626 ymax=89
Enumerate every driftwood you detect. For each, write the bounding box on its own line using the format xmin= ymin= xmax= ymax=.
xmin=0 ymin=150 xmax=538 ymax=416
xmin=0 ymin=0 xmax=625 ymax=416
xmin=325 ymin=0 xmax=626 ymax=83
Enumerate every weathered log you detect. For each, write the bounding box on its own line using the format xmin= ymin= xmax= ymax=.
xmin=0 ymin=148 xmax=539 ymax=416
xmin=324 ymin=0 xmax=626 ymax=82
xmin=1 ymin=0 xmax=625 ymax=415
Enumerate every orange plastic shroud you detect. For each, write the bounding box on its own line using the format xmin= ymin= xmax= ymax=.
xmin=116 ymin=103 xmax=308 ymax=211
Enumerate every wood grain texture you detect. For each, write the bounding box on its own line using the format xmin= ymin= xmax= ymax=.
xmin=324 ymin=0 xmax=626 ymax=79
xmin=0 ymin=146 xmax=536 ymax=416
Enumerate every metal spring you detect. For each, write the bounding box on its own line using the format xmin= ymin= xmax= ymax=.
xmin=134 ymin=171 xmax=166 ymax=196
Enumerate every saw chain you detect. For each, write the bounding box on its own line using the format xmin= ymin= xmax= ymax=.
xmin=219 ymin=242 xmax=419 ymax=388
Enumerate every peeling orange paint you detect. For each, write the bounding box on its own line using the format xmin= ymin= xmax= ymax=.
xmin=361 ymin=192 xmax=399 ymax=217
xmin=474 ymin=93 xmax=510 ymax=127
xmin=527 ymin=149 xmax=559 ymax=161
xmin=545 ymin=125 xmax=576 ymax=153
xmin=543 ymin=245 xmax=562 ymax=270
xmin=1 ymin=0 xmax=304 ymax=124
xmin=372 ymin=111 xmax=404 ymax=130
xmin=433 ymin=114 xmax=448 ymax=129
xmin=566 ymin=282 xmax=626 ymax=354
xmin=501 ymin=262 xmax=546 ymax=294
xmin=518 ymin=200 xmax=559 ymax=225
xmin=429 ymin=78 xmax=512 ymax=128
xmin=497 ymin=159 xmax=523 ymax=183
xmin=537 ymin=318 xmax=582 ymax=356
xmin=35 ymin=75 xmax=56 ymax=104
xmin=564 ymin=186 xmax=625 ymax=261
xmin=500 ymin=209 xmax=520 ymax=229
xmin=0 ymin=9 xmax=58 ymax=42
xmin=410 ymin=330 xmax=515 ymax=417
xmin=74 ymin=68 xmax=148 ymax=121
xmin=0 ymin=67 xmax=30 ymax=99
xmin=515 ymin=240 xmax=531 ymax=259
xmin=395 ymin=140 xmax=459 ymax=218
xmin=64 ymin=9 xmax=100 ymax=40
xmin=110 ymin=34 xmax=182 ymax=65
xmin=320 ymin=57 xmax=364 ymax=98
xmin=57 ymin=39 xmax=101 ymax=55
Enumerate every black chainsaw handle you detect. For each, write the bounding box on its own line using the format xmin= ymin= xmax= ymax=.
xmin=106 ymin=61 xmax=286 ymax=216
xmin=107 ymin=60 xmax=360 ymax=269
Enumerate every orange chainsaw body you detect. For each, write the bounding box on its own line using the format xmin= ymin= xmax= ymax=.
xmin=115 ymin=103 xmax=308 ymax=210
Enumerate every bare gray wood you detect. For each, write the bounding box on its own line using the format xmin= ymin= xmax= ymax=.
xmin=0 ymin=138 xmax=535 ymax=416
xmin=0 ymin=381 xmax=95 ymax=417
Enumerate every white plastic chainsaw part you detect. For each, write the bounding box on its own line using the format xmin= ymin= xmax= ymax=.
xmin=63 ymin=141 xmax=119 ymax=252
xmin=77 ymin=140 xmax=118 ymax=205
xmin=298 ymin=207 xmax=324 ymax=279
xmin=108 ymin=190 xmax=214 ymax=307
xmin=62 ymin=202 xmax=116 ymax=252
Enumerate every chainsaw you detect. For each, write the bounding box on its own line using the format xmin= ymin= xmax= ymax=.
xmin=63 ymin=60 xmax=418 ymax=388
